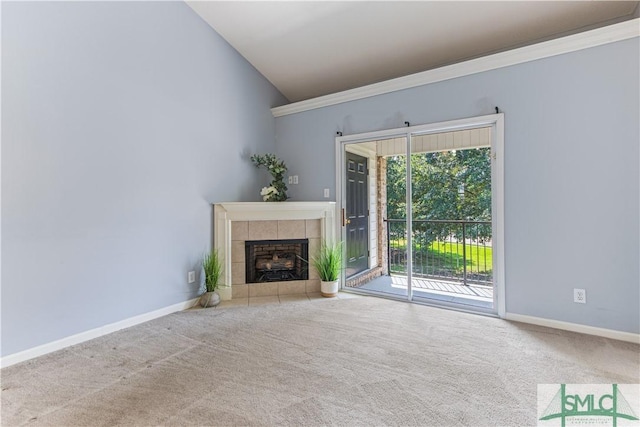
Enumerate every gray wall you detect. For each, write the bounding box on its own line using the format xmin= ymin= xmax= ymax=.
xmin=1 ymin=2 xmax=287 ymax=357
xmin=275 ymin=39 xmax=640 ymax=334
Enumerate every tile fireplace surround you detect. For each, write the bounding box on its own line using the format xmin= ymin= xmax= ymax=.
xmin=213 ymin=202 xmax=337 ymax=300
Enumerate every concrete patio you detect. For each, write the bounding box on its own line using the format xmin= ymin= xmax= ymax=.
xmin=355 ymin=274 xmax=493 ymax=309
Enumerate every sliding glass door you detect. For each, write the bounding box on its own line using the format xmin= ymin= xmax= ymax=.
xmin=343 ymin=137 xmax=408 ymax=300
xmin=409 ymin=129 xmax=494 ymax=310
xmin=338 ymin=115 xmax=503 ymax=315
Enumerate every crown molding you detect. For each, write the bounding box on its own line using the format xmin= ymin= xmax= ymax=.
xmin=272 ymin=18 xmax=639 ymax=118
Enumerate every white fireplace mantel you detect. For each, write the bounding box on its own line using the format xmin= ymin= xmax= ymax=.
xmin=213 ymin=202 xmax=337 ymax=300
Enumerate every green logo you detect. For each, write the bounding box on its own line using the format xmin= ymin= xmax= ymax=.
xmin=539 ymin=384 xmax=638 ymax=427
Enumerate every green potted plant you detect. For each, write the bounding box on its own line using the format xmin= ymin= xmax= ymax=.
xmin=312 ymin=241 xmax=343 ymax=297
xmin=250 ymin=153 xmax=289 ymax=201
xmin=200 ymin=249 xmax=222 ymax=307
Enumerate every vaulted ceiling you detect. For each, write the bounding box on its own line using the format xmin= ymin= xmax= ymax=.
xmin=187 ymin=1 xmax=639 ymax=103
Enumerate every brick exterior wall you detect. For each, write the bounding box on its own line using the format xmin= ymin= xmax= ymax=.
xmin=345 ymin=266 xmax=383 ymax=287
xmin=377 ymin=156 xmax=388 ymax=276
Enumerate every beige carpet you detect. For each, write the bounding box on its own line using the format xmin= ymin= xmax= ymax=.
xmin=1 ymin=294 xmax=638 ymax=426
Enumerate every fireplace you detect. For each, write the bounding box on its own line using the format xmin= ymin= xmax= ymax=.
xmin=212 ymin=202 xmax=337 ymax=300
xmin=245 ymin=239 xmax=309 ymax=283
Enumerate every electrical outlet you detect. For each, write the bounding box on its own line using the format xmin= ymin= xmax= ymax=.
xmin=293 ymin=175 xmax=299 ymax=184
xmin=573 ymin=288 xmax=586 ymax=304
xmin=188 ymin=271 xmax=195 ymax=284
xmin=324 ymin=188 xmax=330 ymax=198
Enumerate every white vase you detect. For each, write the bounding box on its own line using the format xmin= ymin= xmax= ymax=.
xmin=199 ymin=291 xmax=220 ymax=307
xmin=320 ymin=280 xmax=339 ymax=297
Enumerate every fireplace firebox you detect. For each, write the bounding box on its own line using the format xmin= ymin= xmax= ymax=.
xmin=245 ymin=239 xmax=309 ymax=283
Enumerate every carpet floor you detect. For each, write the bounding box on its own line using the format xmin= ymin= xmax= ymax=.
xmin=1 ymin=294 xmax=638 ymax=426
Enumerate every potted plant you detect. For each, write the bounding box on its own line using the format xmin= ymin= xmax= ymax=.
xmin=200 ymin=249 xmax=222 ymax=307
xmin=312 ymin=241 xmax=343 ymax=297
xmin=250 ymin=153 xmax=288 ymax=201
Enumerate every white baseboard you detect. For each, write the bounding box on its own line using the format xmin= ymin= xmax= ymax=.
xmin=505 ymin=313 xmax=640 ymax=344
xmin=0 ymin=297 xmax=200 ymax=369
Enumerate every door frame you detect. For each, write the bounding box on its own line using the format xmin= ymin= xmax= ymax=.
xmin=336 ymin=113 xmax=505 ymax=317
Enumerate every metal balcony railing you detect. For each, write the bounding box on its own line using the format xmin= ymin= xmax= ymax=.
xmin=386 ymin=219 xmax=492 ymax=286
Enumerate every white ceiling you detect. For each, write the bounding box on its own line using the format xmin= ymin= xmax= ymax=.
xmin=187 ymin=1 xmax=638 ymax=103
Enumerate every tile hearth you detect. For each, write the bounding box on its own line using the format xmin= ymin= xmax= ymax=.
xmin=191 ymin=292 xmax=363 ymax=311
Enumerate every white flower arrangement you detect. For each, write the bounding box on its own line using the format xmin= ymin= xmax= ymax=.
xmin=260 ymin=186 xmax=279 ymax=201
xmin=251 ymin=153 xmax=288 ymax=202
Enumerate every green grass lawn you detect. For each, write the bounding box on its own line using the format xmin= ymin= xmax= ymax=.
xmin=428 ymin=241 xmax=492 ymax=271
xmin=389 ymin=239 xmax=492 ymax=276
